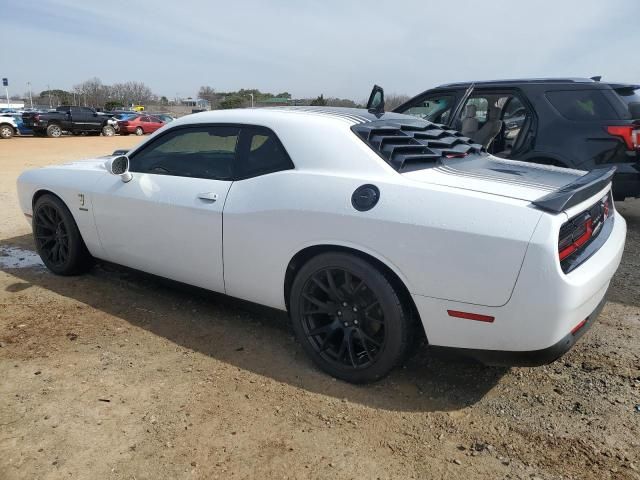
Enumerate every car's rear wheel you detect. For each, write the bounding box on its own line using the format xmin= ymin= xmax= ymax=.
xmin=135 ymin=127 xmax=144 ymax=136
xmin=289 ymin=252 xmax=413 ymax=383
xmin=33 ymin=194 xmax=93 ymax=275
xmin=46 ymin=124 xmax=62 ymax=138
xmin=102 ymin=125 xmax=115 ymax=136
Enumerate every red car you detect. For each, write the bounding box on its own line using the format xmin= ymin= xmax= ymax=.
xmin=118 ymin=114 xmax=164 ymax=136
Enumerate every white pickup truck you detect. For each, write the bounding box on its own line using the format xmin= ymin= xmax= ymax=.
xmin=0 ymin=114 xmax=19 ymax=139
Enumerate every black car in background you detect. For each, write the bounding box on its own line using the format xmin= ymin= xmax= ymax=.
xmin=394 ymin=78 xmax=640 ymax=200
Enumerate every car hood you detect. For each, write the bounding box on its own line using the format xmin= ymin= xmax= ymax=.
xmin=402 ymin=154 xmax=586 ymax=202
xmin=47 ymin=157 xmax=111 ymax=172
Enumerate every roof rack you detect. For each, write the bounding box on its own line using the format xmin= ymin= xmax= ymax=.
xmin=438 ymin=78 xmax=595 ymax=88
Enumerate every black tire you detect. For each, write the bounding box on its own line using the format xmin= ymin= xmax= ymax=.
xmin=289 ymin=252 xmax=413 ymax=383
xmin=135 ymin=126 xmax=144 ymax=136
xmin=102 ymin=125 xmax=115 ymax=136
xmin=0 ymin=123 xmax=14 ymax=139
xmin=32 ymin=194 xmax=93 ymax=275
xmin=46 ymin=123 xmax=62 ymax=138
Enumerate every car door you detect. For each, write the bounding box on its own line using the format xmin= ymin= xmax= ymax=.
xmin=148 ymin=116 xmax=164 ymax=132
xmin=91 ymin=125 xmax=240 ymax=292
xmin=222 ymin=125 xmax=296 ymax=308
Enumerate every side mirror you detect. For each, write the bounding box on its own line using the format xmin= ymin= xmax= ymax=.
xmin=366 ymin=85 xmax=385 ymax=115
xmin=107 ymin=155 xmax=132 ymax=183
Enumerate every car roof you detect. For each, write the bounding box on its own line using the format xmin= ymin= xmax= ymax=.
xmin=436 ymin=77 xmax=598 ymax=88
xmin=173 ymin=106 xmax=411 ymax=128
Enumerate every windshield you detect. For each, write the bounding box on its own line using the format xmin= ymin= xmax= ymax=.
xmin=114 ymin=113 xmax=136 ymax=120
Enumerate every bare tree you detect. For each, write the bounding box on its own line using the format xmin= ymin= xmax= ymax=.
xmin=198 ymin=86 xmax=218 ymax=109
xmin=383 ymin=93 xmax=411 ymax=111
xmin=108 ymin=81 xmax=156 ymax=107
xmin=73 ymin=77 xmax=109 ymax=107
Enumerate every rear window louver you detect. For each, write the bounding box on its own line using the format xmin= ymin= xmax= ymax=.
xmin=352 ymin=121 xmax=483 ymax=172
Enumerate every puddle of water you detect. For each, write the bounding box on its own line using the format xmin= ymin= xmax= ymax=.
xmin=0 ymin=246 xmax=44 ymax=269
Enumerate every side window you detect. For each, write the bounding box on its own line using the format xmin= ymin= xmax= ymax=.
xmin=545 ymin=90 xmax=618 ymax=121
xmin=141 ymin=116 xmax=150 ymax=122
xmin=129 ymin=126 xmax=240 ymax=180
xmin=463 ymin=97 xmax=489 ymax=122
xmin=401 ymin=95 xmax=454 ymax=123
xmin=238 ymin=126 xmax=294 ymax=179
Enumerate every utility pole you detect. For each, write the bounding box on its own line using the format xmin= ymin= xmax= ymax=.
xmin=47 ymin=84 xmax=52 ymax=108
xmin=27 ymin=82 xmax=33 ymax=109
xmin=249 ymin=93 xmax=254 ymax=108
xmin=2 ymin=78 xmax=8 ymax=108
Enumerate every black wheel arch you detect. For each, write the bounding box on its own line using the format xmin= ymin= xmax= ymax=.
xmin=32 ymin=189 xmax=64 ymax=209
xmin=284 ymin=244 xmax=424 ymax=339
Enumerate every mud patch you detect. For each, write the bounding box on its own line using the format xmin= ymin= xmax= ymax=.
xmin=0 ymin=246 xmax=44 ymax=269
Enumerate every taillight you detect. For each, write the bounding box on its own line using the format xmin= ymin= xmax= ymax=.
xmin=633 ymin=128 xmax=640 ymax=149
xmin=559 ymin=218 xmax=593 ymax=261
xmin=558 ymin=193 xmax=611 ymax=266
xmin=606 ymin=125 xmax=639 ymax=150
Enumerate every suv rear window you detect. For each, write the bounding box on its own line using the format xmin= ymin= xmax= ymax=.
xmin=614 ymin=87 xmax=640 ymax=106
xmin=545 ymin=90 xmax=618 ymax=121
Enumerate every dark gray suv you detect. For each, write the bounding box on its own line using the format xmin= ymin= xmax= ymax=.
xmin=394 ymin=78 xmax=640 ymax=200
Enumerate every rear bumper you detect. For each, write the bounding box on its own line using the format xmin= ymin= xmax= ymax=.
xmin=412 ymin=199 xmax=626 ymax=356
xmin=440 ymin=290 xmax=607 ymax=366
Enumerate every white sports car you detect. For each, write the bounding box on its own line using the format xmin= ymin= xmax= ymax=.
xmin=17 ymin=103 xmax=626 ymax=382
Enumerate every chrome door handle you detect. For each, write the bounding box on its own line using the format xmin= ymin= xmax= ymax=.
xmin=197 ymin=192 xmax=218 ymax=202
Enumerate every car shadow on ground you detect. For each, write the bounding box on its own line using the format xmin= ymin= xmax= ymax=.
xmin=2 ymin=233 xmax=507 ymax=413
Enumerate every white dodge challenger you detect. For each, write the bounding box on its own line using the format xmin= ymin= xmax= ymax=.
xmin=17 ymin=106 xmax=626 ymax=383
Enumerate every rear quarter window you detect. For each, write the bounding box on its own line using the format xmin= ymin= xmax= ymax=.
xmin=545 ymin=89 xmax=619 ymax=121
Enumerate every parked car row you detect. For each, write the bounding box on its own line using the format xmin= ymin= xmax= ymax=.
xmin=0 ymin=106 xmax=175 ymax=139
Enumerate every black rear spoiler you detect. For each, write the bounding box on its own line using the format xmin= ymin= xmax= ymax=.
xmin=532 ymin=167 xmax=616 ymax=213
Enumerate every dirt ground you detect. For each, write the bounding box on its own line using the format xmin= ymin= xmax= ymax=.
xmin=0 ymin=137 xmax=639 ymax=480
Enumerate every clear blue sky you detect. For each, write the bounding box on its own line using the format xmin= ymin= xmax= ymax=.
xmin=1 ymin=0 xmax=638 ymax=100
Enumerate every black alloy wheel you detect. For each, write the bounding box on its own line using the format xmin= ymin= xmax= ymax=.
xmin=290 ymin=252 xmax=413 ymax=383
xmin=33 ymin=194 xmax=93 ymax=275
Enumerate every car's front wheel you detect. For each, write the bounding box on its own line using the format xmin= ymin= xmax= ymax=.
xmin=289 ymin=252 xmax=414 ymax=383
xmin=33 ymin=194 xmax=93 ymax=275
xmin=0 ymin=123 xmax=15 ymax=139
xmin=102 ymin=125 xmax=115 ymax=136
xmin=135 ymin=127 xmax=144 ymax=136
